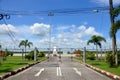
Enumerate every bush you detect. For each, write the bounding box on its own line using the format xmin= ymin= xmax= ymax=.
xmin=37 ymin=52 xmax=45 ymax=57
xmin=25 ymin=51 xmax=34 ymax=60
xmin=86 ymin=52 xmax=95 ymax=60
xmin=5 ymin=49 xmax=14 ymax=56
xmin=25 ymin=51 xmax=45 ymax=60
xmin=25 ymin=55 xmax=31 ymax=60
xmin=75 ymin=49 xmax=82 ymax=57
xmin=106 ymin=52 xmax=115 ymax=67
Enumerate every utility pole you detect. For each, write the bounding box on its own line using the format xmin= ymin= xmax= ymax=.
xmin=48 ymin=12 xmax=54 ymax=57
xmin=109 ymin=0 xmax=118 ymax=65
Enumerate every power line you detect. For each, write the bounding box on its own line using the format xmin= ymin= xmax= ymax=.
xmin=2 ymin=19 xmax=17 ymax=46
xmin=0 ymin=6 xmax=109 ymax=16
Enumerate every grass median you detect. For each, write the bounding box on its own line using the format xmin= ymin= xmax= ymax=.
xmin=0 ymin=56 xmax=47 ymax=76
xmin=75 ymin=57 xmax=120 ymax=76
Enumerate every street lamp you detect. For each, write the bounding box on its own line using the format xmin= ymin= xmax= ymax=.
xmin=48 ymin=12 xmax=54 ymax=55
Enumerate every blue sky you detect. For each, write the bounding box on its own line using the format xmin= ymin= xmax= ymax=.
xmin=0 ymin=0 xmax=120 ymax=50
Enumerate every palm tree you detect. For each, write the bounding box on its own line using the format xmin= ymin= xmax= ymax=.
xmin=19 ymin=40 xmax=33 ymax=57
xmin=87 ymin=35 xmax=106 ymax=60
xmin=112 ymin=6 xmax=120 ymax=18
xmin=110 ymin=20 xmax=120 ymax=65
xmin=109 ymin=1 xmax=120 ymax=65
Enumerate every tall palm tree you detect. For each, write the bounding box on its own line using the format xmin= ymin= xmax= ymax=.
xmin=19 ymin=40 xmax=33 ymax=57
xmin=87 ymin=35 xmax=106 ymax=60
xmin=112 ymin=6 xmax=120 ymax=18
xmin=109 ymin=1 xmax=120 ymax=65
xmin=110 ymin=20 xmax=120 ymax=65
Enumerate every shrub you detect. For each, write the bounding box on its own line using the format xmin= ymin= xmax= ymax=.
xmin=25 ymin=55 xmax=31 ymax=60
xmin=75 ymin=49 xmax=83 ymax=57
xmin=25 ymin=51 xmax=34 ymax=60
xmin=106 ymin=52 xmax=115 ymax=67
xmin=86 ymin=52 xmax=95 ymax=60
xmin=5 ymin=49 xmax=14 ymax=56
xmin=118 ymin=51 xmax=120 ymax=63
xmin=37 ymin=52 xmax=45 ymax=57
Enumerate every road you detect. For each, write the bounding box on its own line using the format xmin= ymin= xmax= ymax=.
xmin=5 ymin=55 xmax=112 ymax=80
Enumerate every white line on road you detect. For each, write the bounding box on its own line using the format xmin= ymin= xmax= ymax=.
xmin=73 ymin=68 xmax=82 ymax=76
xmin=59 ymin=67 xmax=62 ymax=76
xmin=57 ymin=67 xmax=62 ymax=76
xmin=57 ymin=67 xmax=58 ymax=76
xmin=35 ymin=68 xmax=45 ymax=77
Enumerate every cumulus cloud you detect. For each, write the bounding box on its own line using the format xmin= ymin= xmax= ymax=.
xmin=0 ymin=24 xmax=18 ymax=34
xmin=85 ymin=27 xmax=102 ymax=36
xmin=30 ymin=23 xmax=50 ymax=36
xmin=0 ymin=23 xmax=105 ymax=49
xmin=78 ymin=25 xmax=102 ymax=37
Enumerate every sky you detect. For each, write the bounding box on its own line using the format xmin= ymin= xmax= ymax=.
xmin=0 ymin=0 xmax=120 ymax=51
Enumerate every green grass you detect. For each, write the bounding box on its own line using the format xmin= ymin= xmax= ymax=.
xmin=0 ymin=56 xmax=47 ymax=76
xmin=75 ymin=57 xmax=120 ymax=76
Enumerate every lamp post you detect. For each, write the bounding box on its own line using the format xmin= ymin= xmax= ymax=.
xmin=48 ymin=12 xmax=54 ymax=55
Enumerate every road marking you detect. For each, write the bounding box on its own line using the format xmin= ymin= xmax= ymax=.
xmin=35 ymin=68 xmax=45 ymax=77
xmin=57 ymin=67 xmax=62 ymax=76
xmin=73 ymin=68 xmax=81 ymax=76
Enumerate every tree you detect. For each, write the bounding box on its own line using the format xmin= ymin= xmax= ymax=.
xmin=110 ymin=20 xmax=120 ymax=65
xmin=109 ymin=0 xmax=120 ymax=66
xmin=112 ymin=6 xmax=120 ymax=17
xmin=19 ymin=40 xmax=33 ymax=57
xmin=87 ymin=35 xmax=106 ymax=60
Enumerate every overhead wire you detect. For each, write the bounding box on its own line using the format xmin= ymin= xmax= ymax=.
xmin=2 ymin=18 xmax=17 ymax=46
xmin=0 ymin=6 xmax=109 ymax=16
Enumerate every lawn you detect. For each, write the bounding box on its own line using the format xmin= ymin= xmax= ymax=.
xmin=0 ymin=56 xmax=47 ymax=76
xmin=75 ymin=57 xmax=120 ymax=76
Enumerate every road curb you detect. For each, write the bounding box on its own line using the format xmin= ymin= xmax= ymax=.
xmin=0 ymin=59 xmax=46 ymax=80
xmin=76 ymin=60 xmax=120 ymax=80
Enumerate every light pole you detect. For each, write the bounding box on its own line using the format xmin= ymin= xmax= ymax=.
xmin=48 ymin=12 xmax=54 ymax=55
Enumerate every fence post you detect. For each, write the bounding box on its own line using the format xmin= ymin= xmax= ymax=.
xmin=83 ymin=47 xmax=86 ymax=63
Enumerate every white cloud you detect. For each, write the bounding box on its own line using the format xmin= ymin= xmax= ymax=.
xmin=57 ymin=34 xmax=63 ymax=39
xmin=0 ymin=24 xmax=18 ymax=34
xmin=55 ymin=25 xmax=69 ymax=32
xmin=0 ymin=23 xmax=105 ymax=49
xmin=78 ymin=25 xmax=102 ymax=37
xmin=78 ymin=25 xmax=86 ymax=31
xmin=92 ymin=0 xmax=120 ymax=5
xmin=39 ymin=38 xmax=49 ymax=44
xmin=84 ymin=26 xmax=102 ymax=36
xmin=30 ymin=23 xmax=50 ymax=36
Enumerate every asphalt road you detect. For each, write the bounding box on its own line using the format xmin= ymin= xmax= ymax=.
xmin=5 ymin=55 xmax=112 ymax=80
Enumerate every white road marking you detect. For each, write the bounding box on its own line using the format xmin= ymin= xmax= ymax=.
xmin=73 ymin=68 xmax=81 ymax=76
xmin=57 ymin=67 xmax=59 ymax=76
xmin=57 ymin=67 xmax=62 ymax=76
xmin=35 ymin=68 xmax=45 ymax=77
xmin=59 ymin=67 xmax=62 ymax=76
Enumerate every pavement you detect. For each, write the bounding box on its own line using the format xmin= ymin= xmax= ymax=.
xmin=3 ymin=55 xmax=112 ymax=80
